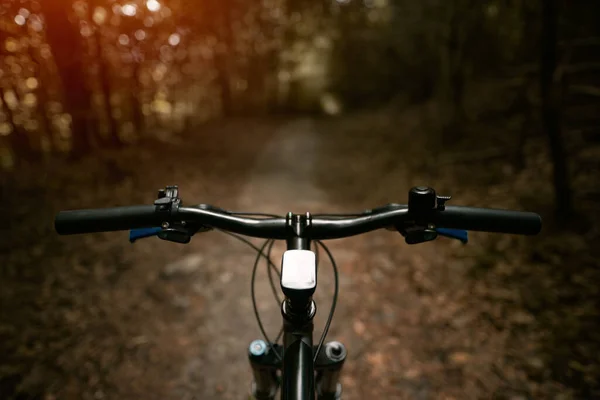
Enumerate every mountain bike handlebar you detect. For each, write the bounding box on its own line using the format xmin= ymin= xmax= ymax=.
xmin=53 ymin=185 xmax=542 ymax=400
xmin=54 ymin=186 xmax=541 ymax=240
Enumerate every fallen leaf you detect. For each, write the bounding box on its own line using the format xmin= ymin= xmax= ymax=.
xmin=448 ymin=351 xmax=471 ymax=365
xmin=404 ymin=367 xmax=421 ymax=379
xmin=510 ymin=311 xmax=535 ymax=325
xmin=353 ymin=319 xmax=366 ymax=336
xmin=366 ymin=352 xmax=385 ymax=369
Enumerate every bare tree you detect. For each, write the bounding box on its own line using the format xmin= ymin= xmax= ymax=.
xmin=28 ymin=49 xmax=55 ymax=154
xmin=202 ymin=0 xmax=234 ymax=116
xmin=88 ymin=0 xmax=121 ymax=146
xmin=40 ymin=0 xmax=93 ymax=154
xmin=541 ymin=0 xmax=573 ymax=218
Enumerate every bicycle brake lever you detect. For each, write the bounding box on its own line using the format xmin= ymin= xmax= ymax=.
xmin=158 ymin=227 xmax=192 ymax=244
xmin=435 ymin=228 xmax=468 ymax=244
xmin=404 ymin=228 xmax=438 ymax=244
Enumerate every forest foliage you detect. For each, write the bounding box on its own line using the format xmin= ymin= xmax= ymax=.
xmin=1 ymin=0 xmax=588 ymax=158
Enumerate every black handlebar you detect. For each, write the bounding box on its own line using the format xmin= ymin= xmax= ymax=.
xmin=55 ymin=203 xmax=542 ymax=239
xmin=55 ymin=205 xmax=162 ymax=234
xmin=433 ymin=206 xmax=541 ymax=235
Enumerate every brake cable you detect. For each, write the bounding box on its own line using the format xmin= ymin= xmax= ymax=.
xmin=265 ymin=239 xmax=281 ymax=305
xmin=265 ymin=241 xmax=284 ymax=345
xmin=313 ymin=240 xmax=339 ymax=363
xmin=251 ymin=239 xmax=282 ymax=362
xmin=219 ymin=226 xmax=340 ymax=364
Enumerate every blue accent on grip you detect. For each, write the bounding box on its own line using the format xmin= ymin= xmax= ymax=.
xmin=436 ymin=228 xmax=468 ymax=244
xmin=129 ymin=227 xmax=162 ymax=243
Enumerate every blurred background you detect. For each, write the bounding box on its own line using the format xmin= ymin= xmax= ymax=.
xmin=1 ymin=0 xmax=599 ymax=399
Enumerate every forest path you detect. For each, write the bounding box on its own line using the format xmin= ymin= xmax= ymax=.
xmin=1 ymin=115 xmax=554 ymax=400
xmin=172 ymin=117 xmax=363 ymax=399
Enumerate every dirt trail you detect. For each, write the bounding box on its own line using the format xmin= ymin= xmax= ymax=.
xmin=172 ymin=117 xmax=358 ymax=399
xmin=163 ymin=117 xmax=498 ymax=399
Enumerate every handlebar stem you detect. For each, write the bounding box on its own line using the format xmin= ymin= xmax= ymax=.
xmin=286 ymin=212 xmax=312 ymax=250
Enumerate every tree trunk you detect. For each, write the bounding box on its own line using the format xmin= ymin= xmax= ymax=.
xmin=130 ymin=61 xmax=144 ymax=136
xmin=210 ymin=0 xmax=233 ymax=117
xmin=541 ymin=0 xmax=573 ymax=218
xmin=439 ymin=0 xmax=468 ymax=144
xmin=94 ymin=30 xmax=121 ymax=146
xmin=283 ymin=0 xmax=302 ymax=112
xmin=87 ymin=0 xmax=120 ymax=147
xmin=40 ymin=0 xmax=92 ymax=155
xmin=30 ymin=56 xmax=55 ymax=155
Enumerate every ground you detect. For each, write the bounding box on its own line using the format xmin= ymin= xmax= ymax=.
xmin=0 ymin=109 xmax=595 ymax=399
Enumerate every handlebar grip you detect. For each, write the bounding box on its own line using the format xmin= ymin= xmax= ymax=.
xmin=434 ymin=206 xmax=542 ymax=235
xmin=55 ymin=205 xmax=162 ymax=235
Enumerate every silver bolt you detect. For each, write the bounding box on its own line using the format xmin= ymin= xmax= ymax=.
xmin=249 ymin=340 xmax=267 ymax=356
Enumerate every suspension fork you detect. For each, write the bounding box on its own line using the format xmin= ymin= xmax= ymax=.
xmin=248 ymin=339 xmax=347 ymax=400
xmin=248 ymin=339 xmax=280 ymax=400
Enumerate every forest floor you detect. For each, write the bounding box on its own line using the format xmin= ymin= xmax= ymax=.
xmin=1 ymin=106 xmax=599 ymax=399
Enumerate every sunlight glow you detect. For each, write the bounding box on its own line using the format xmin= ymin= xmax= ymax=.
xmin=4 ymin=91 xmax=18 ymax=109
xmin=24 ymin=93 xmax=37 ymax=107
xmin=152 ymin=63 xmax=167 ymax=81
xmin=26 ymin=77 xmax=39 ymax=90
xmin=121 ymin=4 xmax=137 ymax=17
xmin=5 ymin=38 xmax=19 ymax=52
xmin=30 ymin=15 xmax=43 ymax=32
xmin=58 ymin=114 xmax=72 ymax=128
xmin=168 ymin=33 xmax=180 ymax=46
xmin=19 ymin=8 xmax=31 ymax=18
xmin=152 ymin=98 xmax=172 ymax=115
xmin=14 ymin=15 xmax=26 ymax=26
xmin=80 ymin=23 xmax=92 ymax=37
xmin=40 ymin=45 xmax=52 ymax=59
xmin=146 ymin=0 xmax=161 ymax=12
xmin=0 ymin=123 xmax=11 ymax=136
xmin=161 ymin=6 xmax=172 ymax=18
xmin=135 ymin=29 xmax=146 ymax=41
xmin=118 ymin=34 xmax=130 ymax=46
xmin=93 ymin=7 xmax=107 ymax=25
xmin=320 ymin=93 xmax=342 ymax=115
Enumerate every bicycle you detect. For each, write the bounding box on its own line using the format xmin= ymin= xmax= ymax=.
xmin=54 ymin=185 xmax=542 ymax=400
